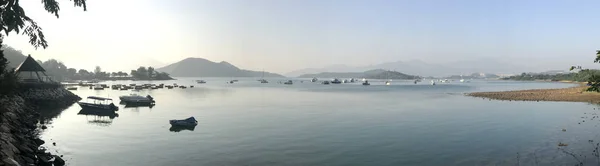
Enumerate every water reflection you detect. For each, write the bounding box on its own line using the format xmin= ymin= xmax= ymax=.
xmin=169 ymin=125 xmax=196 ymax=132
xmin=38 ymin=102 xmax=79 ymax=124
xmin=77 ymin=109 xmax=119 ymax=126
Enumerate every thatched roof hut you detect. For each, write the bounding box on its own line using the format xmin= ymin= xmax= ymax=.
xmin=15 ymin=55 xmax=53 ymax=82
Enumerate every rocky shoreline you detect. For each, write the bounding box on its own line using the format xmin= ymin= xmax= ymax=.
xmin=0 ymin=87 xmax=80 ymax=166
xmin=466 ymin=85 xmax=600 ymax=103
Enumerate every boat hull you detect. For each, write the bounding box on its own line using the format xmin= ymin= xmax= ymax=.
xmin=78 ymin=102 xmax=118 ymax=111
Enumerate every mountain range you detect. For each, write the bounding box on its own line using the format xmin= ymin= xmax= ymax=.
xmin=287 ymin=58 xmax=537 ymax=77
xmin=157 ymin=57 xmax=285 ymax=77
xmin=299 ymin=69 xmax=420 ymax=79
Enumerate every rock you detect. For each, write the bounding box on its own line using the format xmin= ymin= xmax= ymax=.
xmin=37 ymin=154 xmax=54 ymax=166
xmin=53 ymin=155 xmax=65 ymax=166
xmin=17 ymin=145 xmax=33 ymax=154
xmin=33 ymin=138 xmax=45 ymax=146
xmin=20 ymin=156 xmax=34 ymax=165
xmin=1 ymin=158 xmax=20 ymax=166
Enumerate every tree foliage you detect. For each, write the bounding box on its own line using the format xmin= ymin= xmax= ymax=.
xmin=130 ymin=66 xmax=172 ymax=80
xmin=0 ymin=36 xmax=18 ymax=95
xmin=1 ymin=0 xmax=87 ymax=49
xmin=564 ymin=50 xmax=600 ymax=92
xmin=0 ymin=0 xmax=88 ymax=95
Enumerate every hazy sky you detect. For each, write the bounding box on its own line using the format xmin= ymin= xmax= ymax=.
xmin=4 ymin=0 xmax=600 ymax=73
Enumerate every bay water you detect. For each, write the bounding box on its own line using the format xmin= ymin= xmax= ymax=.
xmin=41 ymin=78 xmax=600 ymax=165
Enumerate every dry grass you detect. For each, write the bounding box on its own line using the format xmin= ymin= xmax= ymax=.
xmin=467 ymin=85 xmax=600 ymax=103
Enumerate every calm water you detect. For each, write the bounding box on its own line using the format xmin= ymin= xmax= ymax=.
xmin=41 ymin=78 xmax=600 ymax=166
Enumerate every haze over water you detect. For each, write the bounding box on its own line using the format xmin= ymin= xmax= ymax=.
xmin=41 ymin=78 xmax=599 ymax=166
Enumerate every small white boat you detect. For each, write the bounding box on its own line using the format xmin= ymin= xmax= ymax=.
xmin=431 ymin=80 xmax=436 ymax=85
xmin=460 ymin=79 xmax=465 ymax=83
xmin=119 ymin=94 xmax=154 ymax=104
xmin=284 ymin=80 xmax=293 ymax=85
xmin=343 ymin=79 xmax=349 ymax=83
xmin=350 ymin=78 xmax=356 ymax=83
xmin=311 ymin=78 xmax=318 ymax=82
xmin=93 ymin=84 xmax=104 ymax=90
xmin=170 ymin=117 xmax=198 ymax=127
xmin=385 ymin=80 xmax=391 ymax=86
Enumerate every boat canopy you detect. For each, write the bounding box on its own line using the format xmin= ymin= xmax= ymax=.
xmin=87 ymin=96 xmax=113 ymax=100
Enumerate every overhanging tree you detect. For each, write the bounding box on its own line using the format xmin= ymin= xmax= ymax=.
xmin=1 ymin=0 xmax=87 ymax=49
xmin=0 ymin=0 xmax=88 ymax=93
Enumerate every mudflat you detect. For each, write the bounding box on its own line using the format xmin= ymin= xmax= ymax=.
xmin=467 ymin=85 xmax=600 ymax=103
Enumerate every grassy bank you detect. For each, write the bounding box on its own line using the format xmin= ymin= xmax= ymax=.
xmin=467 ymin=84 xmax=600 ymax=103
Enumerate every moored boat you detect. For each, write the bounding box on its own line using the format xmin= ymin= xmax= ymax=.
xmin=311 ymin=77 xmax=318 ymax=82
xmin=362 ymin=80 xmax=370 ymax=86
xmin=119 ymin=94 xmax=154 ymax=104
xmin=93 ymin=84 xmax=105 ymax=90
xmin=284 ymin=80 xmax=293 ymax=85
xmin=78 ymin=96 xmax=118 ymax=111
xmin=322 ymin=81 xmax=330 ymax=85
xmin=170 ymin=117 xmax=198 ymax=127
xmin=331 ymin=78 xmax=342 ymax=84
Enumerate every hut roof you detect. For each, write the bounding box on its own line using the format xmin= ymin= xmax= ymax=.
xmin=15 ymin=55 xmax=46 ymax=72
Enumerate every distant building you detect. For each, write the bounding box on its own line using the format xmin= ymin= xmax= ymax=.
xmin=15 ymin=55 xmax=54 ymax=83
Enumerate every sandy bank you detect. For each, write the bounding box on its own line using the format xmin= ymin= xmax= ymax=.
xmin=466 ymin=85 xmax=600 ymax=103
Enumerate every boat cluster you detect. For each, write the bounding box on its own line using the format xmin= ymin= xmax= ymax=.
xmin=66 ymin=83 xmax=200 ymax=91
xmin=77 ymin=94 xmax=197 ymax=130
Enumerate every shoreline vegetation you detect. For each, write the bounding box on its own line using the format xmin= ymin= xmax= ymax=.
xmin=467 ymin=83 xmax=600 ymax=103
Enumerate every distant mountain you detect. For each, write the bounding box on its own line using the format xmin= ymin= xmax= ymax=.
xmin=2 ymin=45 xmax=27 ymax=69
xmin=299 ymin=69 xmax=420 ymax=79
xmin=285 ymin=64 xmax=363 ymax=77
xmin=287 ymin=58 xmax=536 ymax=77
xmin=445 ymin=73 xmax=500 ymax=79
xmin=157 ymin=57 xmax=285 ymax=77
